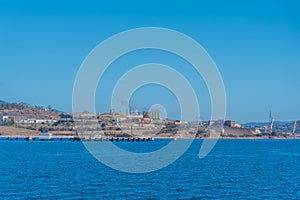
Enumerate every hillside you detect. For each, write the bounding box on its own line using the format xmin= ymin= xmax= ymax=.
xmin=0 ymin=102 xmax=63 ymax=120
xmin=0 ymin=102 xmax=75 ymax=136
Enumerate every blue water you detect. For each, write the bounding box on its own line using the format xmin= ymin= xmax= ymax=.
xmin=0 ymin=139 xmax=299 ymax=199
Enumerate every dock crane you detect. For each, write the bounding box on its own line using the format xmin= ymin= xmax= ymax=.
xmin=269 ymin=112 xmax=274 ymax=133
xmin=292 ymin=121 xmax=297 ymax=136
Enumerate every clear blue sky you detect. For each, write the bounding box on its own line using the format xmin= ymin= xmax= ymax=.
xmin=0 ymin=0 xmax=299 ymax=123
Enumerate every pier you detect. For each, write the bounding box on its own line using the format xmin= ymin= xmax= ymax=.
xmin=0 ymin=136 xmax=155 ymax=142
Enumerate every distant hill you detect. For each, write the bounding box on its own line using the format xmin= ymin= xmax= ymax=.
xmin=242 ymin=122 xmax=268 ymax=127
xmin=0 ymin=100 xmax=6 ymax=104
xmin=242 ymin=121 xmax=293 ymax=128
xmin=242 ymin=121 xmax=299 ymax=133
xmin=0 ymin=101 xmax=64 ymax=121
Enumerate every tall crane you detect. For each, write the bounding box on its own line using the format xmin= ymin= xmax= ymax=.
xmin=269 ymin=112 xmax=274 ymax=134
xmin=292 ymin=121 xmax=297 ymax=135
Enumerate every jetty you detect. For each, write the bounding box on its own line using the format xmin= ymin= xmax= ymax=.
xmin=0 ymin=135 xmax=155 ymax=142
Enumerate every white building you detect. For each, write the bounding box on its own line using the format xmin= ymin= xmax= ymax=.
xmin=18 ymin=119 xmax=57 ymax=124
xmin=0 ymin=116 xmax=9 ymax=121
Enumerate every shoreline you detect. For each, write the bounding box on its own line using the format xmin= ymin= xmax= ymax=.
xmin=1 ymin=135 xmax=299 ymax=141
